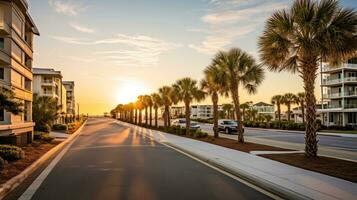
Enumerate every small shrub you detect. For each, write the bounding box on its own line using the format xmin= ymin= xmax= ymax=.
xmin=41 ymin=134 xmax=55 ymax=143
xmin=34 ymin=131 xmax=46 ymax=140
xmin=0 ymin=157 xmax=5 ymax=170
xmin=0 ymin=145 xmax=25 ymax=161
xmin=35 ymin=124 xmax=51 ymax=133
xmin=32 ymin=141 xmax=41 ymax=147
xmin=192 ymin=130 xmax=208 ymax=138
xmin=53 ymin=124 xmax=67 ymax=131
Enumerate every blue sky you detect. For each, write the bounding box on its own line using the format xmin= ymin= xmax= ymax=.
xmin=27 ymin=0 xmax=356 ymax=114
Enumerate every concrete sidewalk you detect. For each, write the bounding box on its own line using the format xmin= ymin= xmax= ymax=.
xmin=117 ymin=121 xmax=357 ymax=200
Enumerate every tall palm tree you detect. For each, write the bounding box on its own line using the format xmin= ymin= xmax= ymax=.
xmin=146 ymin=95 xmax=154 ymax=127
xmin=259 ymin=0 xmax=357 ymax=157
xmin=32 ymin=94 xmax=58 ymax=131
xmin=151 ymin=93 xmax=162 ymax=128
xmin=201 ymin=65 xmax=228 ymax=138
xmin=137 ymin=96 xmax=145 ymax=125
xmin=240 ymin=101 xmax=252 ymax=121
xmin=0 ymin=86 xmax=23 ymax=115
xmin=282 ymin=93 xmax=297 ymax=122
xmin=142 ymin=95 xmax=152 ymax=126
xmin=173 ymin=78 xmax=205 ymax=133
xmin=213 ymin=48 xmax=265 ymax=143
xmin=158 ymin=86 xmax=176 ymax=128
xmin=222 ymin=103 xmax=234 ymax=119
xmin=297 ymin=92 xmax=306 ymax=124
xmin=271 ymin=95 xmax=284 ymax=125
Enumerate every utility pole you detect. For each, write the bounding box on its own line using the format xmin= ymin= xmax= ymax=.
xmin=77 ymin=103 xmax=80 ymax=121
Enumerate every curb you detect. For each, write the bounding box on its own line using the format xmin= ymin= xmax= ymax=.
xmin=0 ymin=120 xmax=87 ymax=200
xmin=119 ymin=121 xmax=310 ymax=200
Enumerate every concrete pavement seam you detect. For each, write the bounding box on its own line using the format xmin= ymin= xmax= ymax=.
xmin=0 ymin=120 xmax=87 ymax=200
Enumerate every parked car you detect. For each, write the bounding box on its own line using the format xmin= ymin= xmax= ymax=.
xmin=172 ymin=118 xmax=201 ymax=130
xmin=218 ymin=119 xmax=244 ymax=134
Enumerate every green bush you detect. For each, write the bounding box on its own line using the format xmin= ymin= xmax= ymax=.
xmin=34 ymin=131 xmax=46 ymax=140
xmin=0 ymin=145 xmax=25 ymax=161
xmin=0 ymin=157 xmax=5 ymax=170
xmin=52 ymin=124 xmax=67 ymax=131
xmin=41 ymin=134 xmax=55 ymax=143
xmin=35 ymin=124 xmax=51 ymax=133
xmin=192 ymin=130 xmax=208 ymax=138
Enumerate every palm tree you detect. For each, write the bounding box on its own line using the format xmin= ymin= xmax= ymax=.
xmin=297 ymin=92 xmax=306 ymax=124
xmin=222 ymin=103 xmax=234 ymax=119
xmin=240 ymin=101 xmax=252 ymax=121
xmin=142 ymin=95 xmax=152 ymax=126
xmin=282 ymin=93 xmax=297 ymax=122
xmin=0 ymin=86 xmax=23 ymax=115
xmin=201 ymin=65 xmax=228 ymax=138
xmin=259 ymin=0 xmax=357 ymax=157
xmin=173 ymin=78 xmax=205 ymax=134
xmin=271 ymin=95 xmax=283 ymax=125
xmin=32 ymin=94 xmax=58 ymax=131
xmin=158 ymin=86 xmax=176 ymax=128
xmin=137 ymin=96 xmax=145 ymax=125
xmin=213 ymin=48 xmax=265 ymax=142
xmin=151 ymin=93 xmax=162 ymax=128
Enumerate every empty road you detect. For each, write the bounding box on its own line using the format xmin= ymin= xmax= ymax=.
xmin=8 ymin=118 xmax=272 ymax=200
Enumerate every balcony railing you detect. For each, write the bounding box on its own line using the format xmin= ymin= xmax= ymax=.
xmin=323 ymin=93 xmax=342 ymax=98
xmin=344 ymin=77 xmax=357 ymax=82
xmin=344 ymin=104 xmax=357 ymax=109
xmin=322 ymin=78 xmax=342 ymax=85
xmin=322 ymin=63 xmax=357 ymax=72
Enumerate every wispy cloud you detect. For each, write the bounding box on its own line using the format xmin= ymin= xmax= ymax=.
xmin=48 ymin=0 xmax=85 ymax=16
xmin=53 ymin=34 xmax=181 ymax=67
xmin=69 ymin=22 xmax=95 ymax=33
xmin=190 ymin=0 xmax=288 ymax=55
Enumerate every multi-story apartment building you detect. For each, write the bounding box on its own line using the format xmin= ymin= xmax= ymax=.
xmin=63 ymin=81 xmax=75 ymax=116
xmin=320 ymin=58 xmax=357 ymax=127
xmin=160 ymin=105 xmax=223 ymax=119
xmin=33 ymin=68 xmax=66 ymax=124
xmin=0 ymin=0 xmax=39 ymax=146
xmin=251 ymin=102 xmax=275 ymax=119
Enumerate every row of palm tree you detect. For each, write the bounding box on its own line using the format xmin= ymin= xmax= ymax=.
xmin=112 ymin=0 xmax=357 ymax=157
xmin=112 ymin=48 xmax=265 ymax=141
xmin=271 ymin=92 xmax=306 ymax=123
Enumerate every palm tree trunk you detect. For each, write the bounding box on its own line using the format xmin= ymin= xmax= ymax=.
xmin=145 ymin=107 xmax=148 ymax=125
xmin=167 ymin=107 xmax=171 ymax=127
xmin=155 ymin=107 xmax=158 ymax=128
xmin=232 ymin=85 xmax=244 ymax=143
xmin=185 ymin=100 xmax=190 ymax=134
xmin=301 ymin=101 xmax=305 ymax=124
xmin=287 ymin=104 xmax=291 ymax=121
xmin=139 ymin=109 xmax=142 ymax=125
xmin=149 ymin=106 xmax=152 ymax=127
xmin=277 ymin=104 xmax=281 ymax=127
xmin=212 ymin=92 xmax=219 ymax=138
xmin=135 ymin=109 xmax=138 ymax=124
xmin=303 ymin=63 xmax=318 ymax=157
xmin=164 ymin=105 xmax=169 ymax=128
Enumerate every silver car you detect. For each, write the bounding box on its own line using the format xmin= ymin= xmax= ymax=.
xmin=172 ymin=118 xmax=201 ymax=130
xmin=218 ymin=119 xmax=244 ymax=134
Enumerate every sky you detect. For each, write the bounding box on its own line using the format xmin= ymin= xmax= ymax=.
xmin=27 ymin=0 xmax=356 ymax=115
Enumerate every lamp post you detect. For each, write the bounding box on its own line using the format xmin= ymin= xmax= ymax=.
xmin=77 ymin=103 xmax=80 ymax=121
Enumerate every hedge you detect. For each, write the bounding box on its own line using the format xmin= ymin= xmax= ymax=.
xmin=0 ymin=145 xmax=25 ymax=162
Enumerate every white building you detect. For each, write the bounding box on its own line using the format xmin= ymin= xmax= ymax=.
xmin=63 ymin=81 xmax=75 ymax=116
xmin=0 ymin=0 xmax=39 ymax=146
xmin=161 ymin=105 xmax=222 ymax=119
xmin=33 ymin=68 xmax=66 ymax=124
xmin=251 ymin=102 xmax=275 ymax=119
xmin=320 ymin=58 xmax=357 ymax=127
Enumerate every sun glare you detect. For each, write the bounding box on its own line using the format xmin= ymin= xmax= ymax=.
xmin=116 ymin=81 xmax=149 ymax=104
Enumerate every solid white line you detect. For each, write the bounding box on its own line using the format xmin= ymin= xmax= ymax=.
xmin=18 ymin=131 xmax=81 ymax=200
xmin=132 ymin=127 xmax=282 ymax=200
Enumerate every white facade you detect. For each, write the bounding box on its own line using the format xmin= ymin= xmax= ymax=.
xmin=63 ymin=81 xmax=75 ymax=116
xmin=0 ymin=0 xmax=39 ymax=146
xmin=251 ymin=102 xmax=275 ymax=119
xmin=320 ymin=58 xmax=357 ymax=127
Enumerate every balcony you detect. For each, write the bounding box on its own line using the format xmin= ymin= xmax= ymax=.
xmin=344 ymin=104 xmax=357 ymax=109
xmin=322 ymin=63 xmax=357 ymax=72
xmin=322 ymin=78 xmax=342 ymax=85
xmin=344 ymin=76 xmax=357 ymax=83
xmin=323 ymin=93 xmax=342 ymax=99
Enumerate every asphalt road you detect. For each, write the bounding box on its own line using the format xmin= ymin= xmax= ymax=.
xmin=13 ymin=118 xmax=272 ymax=200
xmin=199 ymin=123 xmax=357 ymax=152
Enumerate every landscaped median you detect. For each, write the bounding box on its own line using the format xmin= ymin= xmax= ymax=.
xmin=117 ymin=120 xmax=357 ymax=200
xmin=0 ymin=119 xmax=87 ymax=199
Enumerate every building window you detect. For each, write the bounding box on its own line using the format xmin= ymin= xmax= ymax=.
xmin=0 ymin=108 xmax=4 ymax=121
xmin=0 ymin=38 xmax=4 ymax=49
xmin=0 ymin=67 xmax=4 ymax=79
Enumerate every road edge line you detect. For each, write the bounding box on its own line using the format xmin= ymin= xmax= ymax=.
xmin=0 ymin=120 xmax=87 ymax=200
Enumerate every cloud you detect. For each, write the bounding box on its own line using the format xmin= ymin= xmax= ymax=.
xmin=70 ymin=22 xmax=95 ymax=33
xmin=48 ymin=0 xmax=85 ymax=16
xmin=52 ymin=34 xmax=181 ymax=67
xmin=189 ymin=0 xmax=288 ymax=55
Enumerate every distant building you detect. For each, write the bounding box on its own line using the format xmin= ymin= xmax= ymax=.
xmin=63 ymin=81 xmax=75 ymax=116
xmin=33 ymin=68 xmax=66 ymax=124
xmin=251 ymin=102 xmax=275 ymax=119
xmin=320 ymin=58 xmax=357 ymax=127
xmin=0 ymin=0 xmax=40 ymax=146
xmin=291 ymin=104 xmax=324 ymax=123
xmin=162 ymin=105 xmax=223 ymax=119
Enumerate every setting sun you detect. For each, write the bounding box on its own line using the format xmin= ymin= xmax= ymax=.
xmin=116 ymin=81 xmax=150 ymax=104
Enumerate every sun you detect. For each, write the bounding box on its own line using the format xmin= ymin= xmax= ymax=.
xmin=116 ymin=81 xmax=149 ymax=104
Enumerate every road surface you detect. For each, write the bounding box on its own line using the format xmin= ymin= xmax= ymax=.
xmin=8 ymin=118 xmax=272 ymax=200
